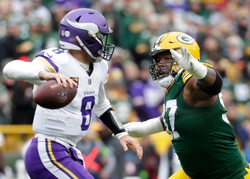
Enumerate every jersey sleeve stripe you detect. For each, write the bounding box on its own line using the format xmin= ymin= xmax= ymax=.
xmin=181 ymin=62 xmax=212 ymax=83
xmin=181 ymin=71 xmax=192 ymax=83
xmin=35 ymin=57 xmax=59 ymax=73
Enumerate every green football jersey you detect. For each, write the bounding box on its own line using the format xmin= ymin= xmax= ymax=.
xmin=163 ymin=69 xmax=248 ymax=179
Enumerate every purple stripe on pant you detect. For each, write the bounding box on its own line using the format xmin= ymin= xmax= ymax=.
xmin=24 ymin=137 xmax=94 ymax=179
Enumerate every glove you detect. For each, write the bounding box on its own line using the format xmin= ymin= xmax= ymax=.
xmin=170 ymin=46 xmax=207 ymax=79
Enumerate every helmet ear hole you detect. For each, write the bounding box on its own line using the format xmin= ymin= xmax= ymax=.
xmin=86 ymin=40 xmax=94 ymax=45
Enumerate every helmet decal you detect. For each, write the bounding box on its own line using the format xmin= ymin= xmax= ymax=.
xmin=66 ymin=19 xmax=99 ymax=35
xmin=61 ymin=30 xmax=65 ymax=36
xmin=154 ymin=33 xmax=167 ymax=47
xmin=59 ymin=8 xmax=115 ymax=62
xmin=65 ymin=30 xmax=70 ymax=37
xmin=177 ymin=35 xmax=194 ymax=45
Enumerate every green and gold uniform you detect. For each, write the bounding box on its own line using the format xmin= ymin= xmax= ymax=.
xmin=164 ymin=69 xmax=249 ymax=179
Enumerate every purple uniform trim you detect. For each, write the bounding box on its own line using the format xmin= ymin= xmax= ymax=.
xmin=24 ymin=137 xmax=94 ymax=179
xmin=36 ymin=51 xmax=59 ymax=73
xmin=24 ymin=138 xmax=55 ymax=178
xmin=45 ymin=139 xmax=74 ymax=178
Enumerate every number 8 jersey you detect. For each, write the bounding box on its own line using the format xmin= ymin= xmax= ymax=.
xmin=32 ymin=47 xmax=112 ymax=146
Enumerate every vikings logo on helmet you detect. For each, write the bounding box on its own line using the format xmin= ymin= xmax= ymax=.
xmin=58 ymin=91 xmax=68 ymax=103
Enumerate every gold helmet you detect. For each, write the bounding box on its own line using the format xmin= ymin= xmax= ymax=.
xmin=149 ymin=32 xmax=200 ymax=88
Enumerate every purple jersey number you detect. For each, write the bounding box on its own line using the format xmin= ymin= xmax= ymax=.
xmin=81 ymin=96 xmax=95 ymax=131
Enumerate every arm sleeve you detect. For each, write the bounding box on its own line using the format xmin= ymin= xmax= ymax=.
xmin=124 ymin=116 xmax=165 ymax=137
xmin=3 ymin=59 xmax=47 ymax=85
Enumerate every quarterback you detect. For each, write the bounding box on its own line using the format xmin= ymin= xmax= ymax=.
xmin=3 ymin=8 xmax=142 ymax=179
xmin=124 ymin=31 xmax=250 ymax=179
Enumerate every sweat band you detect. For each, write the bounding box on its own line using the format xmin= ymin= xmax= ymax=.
xmin=197 ymin=70 xmax=223 ymax=95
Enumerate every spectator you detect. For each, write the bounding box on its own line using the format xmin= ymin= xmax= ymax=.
xmin=128 ymin=60 xmax=164 ymax=122
xmin=158 ymin=145 xmax=181 ymax=179
xmin=10 ymin=80 xmax=35 ymax=124
xmin=0 ymin=20 xmax=21 ymax=62
xmin=0 ymin=133 xmax=6 ymax=176
xmin=98 ymin=0 xmax=121 ymax=46
xmin=30 ymin=0 xmax=52 ymax=25
xmin=0 ymin=133 xmax=13 ymax=179
xmin=77 ymin=130 xmax=116 ymax=179
xmin=93 ymin=121 xmax=126 ymax=179
xmin=137 ymin=136 xmax=160 ymax=179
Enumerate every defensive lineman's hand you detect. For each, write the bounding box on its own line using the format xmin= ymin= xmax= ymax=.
xmin=170 ymin=46 xmax=194 ymax=72
xmin=119 ymin=135 xmax=143 ymax=159
xmin=170 ymin=46 xmax=207 ymax=79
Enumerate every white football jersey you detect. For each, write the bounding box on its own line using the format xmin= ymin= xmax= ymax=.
xmin=30 ymin=48 xmax=112 ymax=146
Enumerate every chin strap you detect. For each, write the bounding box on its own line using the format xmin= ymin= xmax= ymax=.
xmin=158 ymin=75 xmax=175 ymax=88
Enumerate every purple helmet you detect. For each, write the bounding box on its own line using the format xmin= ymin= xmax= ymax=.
xmin=59 ymin=8 xmax=115 ymax=62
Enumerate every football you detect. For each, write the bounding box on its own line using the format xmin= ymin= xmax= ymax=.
xmin=33 ymin=79 xmax=77 ymax=109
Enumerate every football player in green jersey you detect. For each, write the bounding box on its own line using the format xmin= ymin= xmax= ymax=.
xmin=124 ymin=31 xmax=250 ymax=179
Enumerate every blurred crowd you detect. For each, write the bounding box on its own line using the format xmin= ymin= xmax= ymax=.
xmin=1 ymin=0 xmax=250 ymax=178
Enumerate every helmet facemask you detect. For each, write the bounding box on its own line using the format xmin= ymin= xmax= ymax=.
xmin=97 ymin=34 xmax=115 ymax=61
xmin=149 ymin=55 xmax=181 ymax=88
xmin=75 ymin=31 xmax=115 ymax=62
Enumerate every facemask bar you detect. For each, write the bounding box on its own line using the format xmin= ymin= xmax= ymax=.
xmin=149 ymin=60 xmax=178 ymax=81
xmin=97 ymin=35 xmax=115 ymax=61
xmin=149 ymin=48 xmax=182 ymax=81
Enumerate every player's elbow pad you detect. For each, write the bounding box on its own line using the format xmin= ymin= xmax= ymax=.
xmin=197 ymin=70 xmax=223 ymax=95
